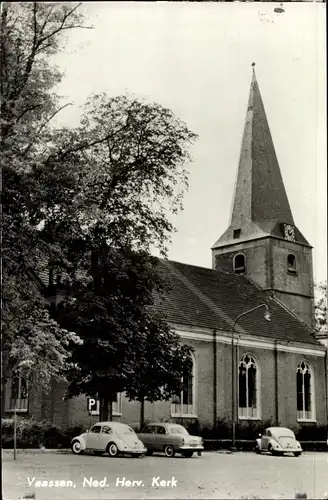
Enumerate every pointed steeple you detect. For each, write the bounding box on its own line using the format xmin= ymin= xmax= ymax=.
xmin=212 ymin=65 xmax=313 ymax=328
xmin=231 ymin=63 xmax=294 ymax=228
xmin=212 ymin=64 xmax=311 ymax=249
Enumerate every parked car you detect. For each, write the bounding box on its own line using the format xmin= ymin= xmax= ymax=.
xmin=71 ymin=421 xmax=147 ymax=457
xmin=138 ymin=422 xmax=204 ymax=458
xmin=255 ymin=427 xmax=302 ymax=457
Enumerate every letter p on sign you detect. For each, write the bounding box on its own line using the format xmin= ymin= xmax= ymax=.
xmin=87 ymin=398 xmax=99 ymax=413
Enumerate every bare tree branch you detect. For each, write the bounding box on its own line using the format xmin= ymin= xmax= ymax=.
xmin=21 ymin=102 xmax=73 ymax=157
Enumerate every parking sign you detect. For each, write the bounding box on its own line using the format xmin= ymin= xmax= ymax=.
xmin=87 ymin=398 xmax=99 ymax=414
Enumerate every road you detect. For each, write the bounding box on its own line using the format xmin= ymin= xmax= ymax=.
xmin=2 ymin=450 xmax=328 ymax=500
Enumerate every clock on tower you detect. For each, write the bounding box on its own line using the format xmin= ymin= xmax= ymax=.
xmin=284 ymin=224 xmax=295 ymax=241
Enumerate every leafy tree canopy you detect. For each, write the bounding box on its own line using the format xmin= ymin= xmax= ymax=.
xmin=314 ymin=281 xmax=327 ymax=337
xmin=56 ymin=248 xmax=193 ymax=422
xmin=2 ymin=2 xmax=197 ymax=400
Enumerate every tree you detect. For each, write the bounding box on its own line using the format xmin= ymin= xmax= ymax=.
xmin=314 ymin=281 xmax=327 ymax=338
xmin=2 ymin=2 xmax=197 ymax=407
xmin=124 ymin=307 xmax=193 ymax=429
xmin=40 ymin=92 xmax=196 ymax=417
xmin=56 ymin=249 xmax=193 ymax=422
xmin=1 ymin=2 xmax=90 ymax=390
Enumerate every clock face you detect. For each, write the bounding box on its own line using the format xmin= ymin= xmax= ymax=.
xmin=284 ymin=224 xmax=295 ymax=241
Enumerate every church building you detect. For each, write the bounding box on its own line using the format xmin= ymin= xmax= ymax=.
xmin=4 ymin=67 xmax=327 ymax=433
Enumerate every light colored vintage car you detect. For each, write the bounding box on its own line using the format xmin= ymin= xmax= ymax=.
xmin=71 ymin=421 xmax=147 ymax=457
xmin=255 ymin=427 xmax=302 ymax=457
xmin=138 ymin=422 xmax=204 ymax=458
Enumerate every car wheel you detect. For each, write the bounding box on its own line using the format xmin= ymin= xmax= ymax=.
xmin=182 ymin=451 xmax=193 ymax=458
xmin=255 ymin=444 xmax=261 ymax=454
xmin=268 ymin=445 xmax=280 ymax=456
xmin=107 ymin=442 xmax=119 ymax=457
xmin=294 ymin=452 xmax=302 ymax=457
xmin=71 ymin=440 xmax=84 ymax=455
xmin=164 ymin=445 xmax=175 ymax=457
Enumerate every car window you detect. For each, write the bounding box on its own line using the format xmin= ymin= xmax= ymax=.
xmin=102 ymin=425 xmax=113 ymax=434
xmin=277 ymin=431 xmax=295 ymax=439
xmin=142 ymin=425 xmax=155 ymax=434
xmin=122 ymin=426 xmax=135 ymax=435
xmin=169 ymin=426 xmax=188 ymax=435
xmin=90 ymin=425 xmax=101 ymax=433
xmin=156 ymin=426 xmax=166 ymax=435
xmin=267 ymin=430 xmax=272 ymax=437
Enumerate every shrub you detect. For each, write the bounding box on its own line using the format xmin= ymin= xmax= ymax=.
xmin=1 ymin=417 xmax=85 ymax=449
xmin=294 ymin=423 xmax=327 ymax=442
xmin=1 ymin=417 xmax=51 ymax=448
xmin=172 ymin=417 xmax=275 ymax=441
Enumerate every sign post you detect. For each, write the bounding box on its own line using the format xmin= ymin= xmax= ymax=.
xmin=14 ymin=397 xmax=17 ymax=461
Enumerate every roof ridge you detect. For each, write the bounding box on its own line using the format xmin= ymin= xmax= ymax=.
xmin=272 ymin=294 xmax=316 ymax=336
xmin=160 ymin=257 xmax=233 ymax=276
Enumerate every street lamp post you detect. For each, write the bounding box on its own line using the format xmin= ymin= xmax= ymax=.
xmin=231 ymin=303 xmax=271 ymax=452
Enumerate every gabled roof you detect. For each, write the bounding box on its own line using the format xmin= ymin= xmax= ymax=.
xmin=156 ymin=259 xmax=320 ymax=347
xmin=213 ymin=65 xmax=309 ymax=248
xmin=34 ymin=254 xmax=321 ymax=348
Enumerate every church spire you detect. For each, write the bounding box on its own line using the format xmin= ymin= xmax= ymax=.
xmin=231 ymin=63 xmax=294 ymax=229
xmin=212 ymin=64 xmax=313 ymax=328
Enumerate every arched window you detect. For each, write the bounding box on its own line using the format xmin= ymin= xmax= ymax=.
xmin=287 ymin=254 xmax=297 ymax=274
xmin=238 ymin=354 xmax=260 ymax=419
xmin=234 ymin=253 xmax=246 ymax=274
xmin=297 ymin=361 xmax=315 ymax=421
xmin=171 ymin=352 xmax=197 ymax=418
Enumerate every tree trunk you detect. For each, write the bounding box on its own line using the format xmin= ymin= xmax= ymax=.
xmin=100 ymin=396 xmax=109 ymax=421
xmin=109 ymin=400 xmax=113 ymax=421
xmin=140 ymin=394 xmax=145 ymax=430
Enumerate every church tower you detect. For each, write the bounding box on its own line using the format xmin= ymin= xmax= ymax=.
xmin=212 ymin=64 xmax=314 ymax=329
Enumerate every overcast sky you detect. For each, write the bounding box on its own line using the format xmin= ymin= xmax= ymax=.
xmin=52 ymin=1 xmax=326 ymax=284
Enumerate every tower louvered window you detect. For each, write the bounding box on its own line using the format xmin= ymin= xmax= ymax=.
xmin=234 ymin=253 xmax=246 ymax=274
xmin=287 ymin=254 xmax=297 ymax=274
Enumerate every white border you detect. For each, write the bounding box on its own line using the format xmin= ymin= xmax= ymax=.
xmin=172 ymin=325 xmax=326 ymax=357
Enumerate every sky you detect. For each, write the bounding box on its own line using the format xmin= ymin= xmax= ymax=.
xmin=52 ymin=1 xmax=326 ymax=284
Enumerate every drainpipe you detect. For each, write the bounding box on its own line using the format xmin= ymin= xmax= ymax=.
xmin=213 ymin=330 xmax=217 ymax=429
xmin=236 ymin=335 xmax=240 ymax=425
xmin=325 ymin=342 xmax=328 ymax=433
xmin=274 ymin=340 xmax=279 ymax=426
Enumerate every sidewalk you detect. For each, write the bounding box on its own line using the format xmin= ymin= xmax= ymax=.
xmin=2 ymin=448 xmax=71 ymax=454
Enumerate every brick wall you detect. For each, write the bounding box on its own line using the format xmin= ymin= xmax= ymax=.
xmin=213 ymin=237 xmax=315 ymax=328
xmin=270 ymin=239 xmax=314 ymax=328
xmin=10 ymin=337 xmax=326 ymax=432
xmin=213 ymin=239 xmax=269 ymax=289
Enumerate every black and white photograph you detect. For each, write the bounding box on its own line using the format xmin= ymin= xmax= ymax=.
xmin=2 ymin=1 xmax=327 ymax=499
